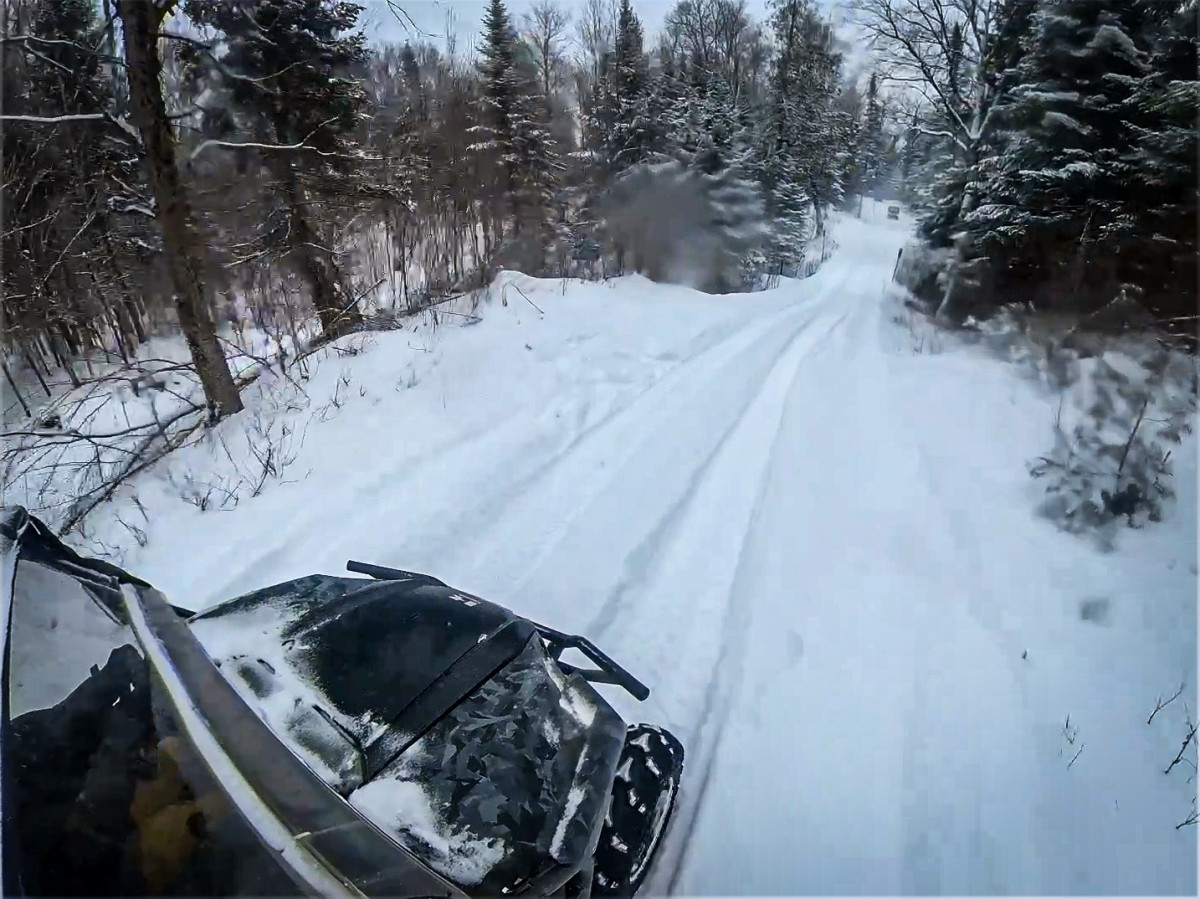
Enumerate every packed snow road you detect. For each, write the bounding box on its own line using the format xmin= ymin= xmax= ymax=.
xmin=91 ymin=211 xmax=1196 ymax=894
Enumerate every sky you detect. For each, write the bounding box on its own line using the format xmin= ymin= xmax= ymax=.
xmin=360 ymin=1 xmax=859 ymax=62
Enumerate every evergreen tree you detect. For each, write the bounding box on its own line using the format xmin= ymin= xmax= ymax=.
xmin=962 ymin=0 xmax=1161 ymax=311
xmin=914 ymin=18 xmax=979 ymax=248
xmin=756 ymin=0 xmax=831 ymax=270
xmin=585 ymin=0 xmax=652 ymax=175
xmin=2 ymin=0 xmax=153 ymax=368
xmin=833 ymin=83 xmax=863 ymax=205
xmin=470 ymin=0 xmax=559 ymax=263
xmin=898 ymin=111 xmax=922 ymax=203
xmin=861 ymin=72 xmax=885 ymax=195
xmin=184 ymin=0 xmax=370 ymax=336
xmin=400 ymin=42 xmax=422 ymax=97
xmin=700 ymin=72 xmax=754 ymax=171
xmin=474 ymin=0 xmax=519 ymax=171
xmin=1120 ymin=0 xmax=1198 ymax=318
xmin=511 ymin=75 xmax=561 ymax=253
xmin=768 ymin=0 xmax=843 ymax=232
xmin=661 ymin=61 xmax=708 ymax=160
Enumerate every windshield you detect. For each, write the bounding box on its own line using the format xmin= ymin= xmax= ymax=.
xmin=2 ymin=555 xmax=302 ymax=897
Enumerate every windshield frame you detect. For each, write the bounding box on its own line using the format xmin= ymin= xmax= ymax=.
xmin=120 ymin=582 xmax=466 ymax=899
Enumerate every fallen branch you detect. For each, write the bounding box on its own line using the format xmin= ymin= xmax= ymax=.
xmin=510 ymin=283 xmax=544 ymax=315
xmin=1115 ymin=396 xmax=1150 ymax=484
xmin=1165 ymin=723 xmax=1198 ymax=775
xmin=188 ymin=114 xmax=338 ymax=160
xmin=435 ymin=309 xmax=482 ymax=323
xmin=1149 ymin=683 xmax=1187 ymax=725
xmin=0 ymin=113 xmax=106 ymax=124
xmin=1068 ymin=744 xmax=1085 ymax=769
xmin=56 ymin=401 xmax=206 ymax=536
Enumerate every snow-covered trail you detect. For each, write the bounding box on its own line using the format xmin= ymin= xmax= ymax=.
xmin=651 ymin=219 xmax=1195 ymax=894
xmin=659 ymin=227 xmax=1042 ymax=895
xmin=89 ymin=211 xmax=1196 ymax=894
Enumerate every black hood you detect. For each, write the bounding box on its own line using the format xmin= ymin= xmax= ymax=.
xmin=192 ymin=574 xmax=522 ymax=728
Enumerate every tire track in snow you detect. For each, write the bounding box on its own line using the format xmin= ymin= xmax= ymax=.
xmin=448 ymin=281 xmax=859 ymax=610
xmin=392 ymin=299 xmax=816 ymax=584
xmin=659 ymin=253 xmax=919 ymax=895
xmin=863 ymin=311 xmax=1046 ymax=894
xmin=208 ymin=294 xmax=803 ymax=602
xmin=584 ymin=309 xmax=847 ymax=643
xmin=571 ymin=306 xmax=853 ymax=896
xmin=660 ymin=307 xmax=858 ymax=895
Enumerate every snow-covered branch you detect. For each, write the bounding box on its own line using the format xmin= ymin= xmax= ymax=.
xmin=857 ymin=0 xmax=1001 ymax=148
xmin=188 ymin=116 xmax=343 ymax=161
xmin=155 ymin=31 xmax=301 ymax=89
xmin=0 ymin=110 xmax=142 ymax=149
xmin=0 ymin=34 xmax=124 ymax=66
xmin=0 ymin=113 xmax=107 ymax=125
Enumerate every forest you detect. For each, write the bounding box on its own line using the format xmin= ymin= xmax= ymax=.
xmin=0 ymin=0 xmax=1195 ymax=423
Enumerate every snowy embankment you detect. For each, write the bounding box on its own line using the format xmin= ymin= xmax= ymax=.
xmin=35 ymin=211 xmax=1200 ymax=893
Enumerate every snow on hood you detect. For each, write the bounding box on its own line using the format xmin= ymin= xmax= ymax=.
xmin=349 ymin=770 xmax=505 ymax=887
xmin=188 ymin=602 xmax=374 ymax=791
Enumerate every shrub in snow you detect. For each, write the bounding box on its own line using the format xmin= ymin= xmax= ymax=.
xmin=1024 ymin=327 xmax=1196 ymax=548
xmin=893 ymin=240 xmax=953 ymax=311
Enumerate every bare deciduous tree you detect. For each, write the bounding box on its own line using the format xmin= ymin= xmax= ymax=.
xmin=116 ymin=0 xmax=242 ymax=419
xmin=855 ymin=0 xmax=1003 ymax=154
xmin=853 ymin=0 xmax=1006 ymax=318
xmin=523 ymin=0 xmax=571 ymax=103
xmin=575 ymin=0 xmax=618 ymax=86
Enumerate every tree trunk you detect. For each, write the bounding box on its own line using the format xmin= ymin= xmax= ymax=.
xmin=270 ymin=155 xmax=362 ymax=338
xmin=2 ymin=361 xmax=32 ymax=418
xmin=117 ymin=0 xmax=242 ymax=419
xmin=124 ymin=296 xmax=147 ymax=344
xmin=935 ymin=176 xmax=979 ymax=321
xmin=102 ymin=295 xmax=130 ymax=364
xmin=22 ymin=345 xmax=52 ymax=398
xmin=100 ymin=222 xmax=147 ymax=348
xmin=49 ymin=330 xmax=81 ymax=389
xmin=51 ymin=312 xmax=81 ymax=357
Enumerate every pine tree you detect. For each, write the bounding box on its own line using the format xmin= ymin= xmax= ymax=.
xmin=3 ymin=0 xmax=156 ymax=371
xmin=756 ymin=0 xmax=839 ymax=271
xmin=915 ymin=19 xmax=979 ymax=248
xmin=184 ymin=0 xmax=370 ymax=336
xmin=861 ymin=72 xmax=885 ymax=195
xmin=661 ymin=62 xmax=708 ymax=160
xmin=833 ymin=83 xmax=863 ymax=205
xmin=473 ymin=0 xmax=520 ymax=196
xmin=393 ymin=43 xmax=429 ymax=182
xmin=642 ymin=66 xmax=676 ymax=160
xmin=585 ymin=0 xmax=651 ymax=175
xmin=700 ymin=72 xmax=753 ymax=171
xmin=400 ymin=42 xmax=422 ymax=97
xmin=511 ymin=71 xmax=561 ymax=254
xmin=767 ymin=0 xmax=843 ymax=232
xmin=1120 ymin=0 xmax=1198 ymax=318
xmin=963 ymin=0 xmax=1161 ymax=311
xmin=898 ymin=111 xmax=922 ymax=203
xmin=469 ymin=0 xmax=559 ymax=264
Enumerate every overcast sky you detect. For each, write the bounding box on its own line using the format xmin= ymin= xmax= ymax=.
xmin=359 ymin=1 xmax=858 ymax=62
